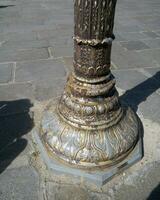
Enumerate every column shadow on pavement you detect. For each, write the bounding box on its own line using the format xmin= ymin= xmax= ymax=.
xmin=119 ymin=71 xmax=160 ymax=144
xmin=120 ymin=71 xmax=160 ymax=112
xmin=0 ymin=99 xmax=34 ymax=174
xmin=120 ymin=72 xmax=160 ymax=200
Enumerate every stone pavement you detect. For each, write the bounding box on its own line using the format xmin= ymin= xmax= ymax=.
xmin=0 ymin=0 xmax=160 ymax=199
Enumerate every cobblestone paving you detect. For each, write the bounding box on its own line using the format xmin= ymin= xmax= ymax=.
xmin=0 ymin=0 xmax=160 ymax=200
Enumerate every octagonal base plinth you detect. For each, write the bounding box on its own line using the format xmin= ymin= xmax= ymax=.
xmin=32 ymin=128 xmax=143 ymax=186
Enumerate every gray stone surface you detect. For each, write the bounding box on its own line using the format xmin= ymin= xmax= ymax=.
xmin=16 ymin=58 xmax=66 ymax=82
xmin=0 ymin=0 xmax=160 ymax=199
xmin=1 ymin=39 xmax=50 ymax=51
xmin=137 ymin=49 xmax=160 ymax=65
xmin=113 ymin=162 xmax=160 ymax=200
xmin=0 ymin=31 xmax=37 ymax=42
xmin=0 ymin=48 xmax=49 ymax=62
xmin=115 ymin=31 xmax=149 ymax=42
xmin=113 ymin=69 xmax=154 ymax=91
xmin=138 ymin=92 xmax=160 ymax=123
xmin=0 ymin=63 xmax=13 ymax=83
xmin=145 ymin=67 xmax=160 ymax=77
xmin=63 ymin=56 xmax=73 ymax=73
xmin=0 ymin=83 xmax=35 ymax=101
xmin=112 ymin=42 xmax=160 ymax=69
xmin=0 ymin=167 xmax=39 ymax=200
xmin=48 ymin=36 xmax=73 ymax=46
xmin=15 ymin=58 xmax=66 ymax=101
xmin=143 ymin=38 xmax=160 ymax=49
xmin=44 ymin=182 xmax=91 ymax=200
xmin=35 ymin=78 xmax=66 ymax=101
xmin=156 ymin=30 xmax=160 ymax=36
xmin=120 ymin=40 xmax=150 ymax=51
xmin=142 ymin=31 xmax=160 ymax=39
xmin=51 ymin=45 xmax=73 ymax=58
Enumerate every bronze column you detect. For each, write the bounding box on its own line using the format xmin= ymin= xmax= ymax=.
xmin=41 ymin=0 xmax=141 ymax=169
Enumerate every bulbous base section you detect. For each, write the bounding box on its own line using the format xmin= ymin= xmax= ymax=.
xmin=40 ymin=104 xmax=141 ymax=169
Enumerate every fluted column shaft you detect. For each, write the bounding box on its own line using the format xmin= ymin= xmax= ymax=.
xmin=73 ymin=0 xmax=117 ymax=80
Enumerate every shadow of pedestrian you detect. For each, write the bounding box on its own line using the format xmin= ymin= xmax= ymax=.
xmin=120 ymin=71 xmax=160 ymax=112
xmin=0 ymin=5 xmax=15 ymax=9
xmin=147 ymin=184 xmax=160 ymax=200
xmin=0 ymin=99 xmax=34 ymax=174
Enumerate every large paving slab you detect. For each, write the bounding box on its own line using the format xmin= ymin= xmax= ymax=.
xmin=0 ymin=63 xmax=13 ymax=83
xmin=0 ymin=83 xmax=35 ymax=101
xmin=0 ymin=48 xmax=49 ymax=62
xmin=0 ymin=0 xmax=160 ymax=199
xmin=15 ymin=58 xmax=66 ymax=82
xmin=1 ymin=39 xmax=50 ymax=51
xmin=112 ymin=42 xmax=160 ymax=69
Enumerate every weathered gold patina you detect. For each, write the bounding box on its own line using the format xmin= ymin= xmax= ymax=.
xmin=41 ymin=0 xmax=141 ymax=169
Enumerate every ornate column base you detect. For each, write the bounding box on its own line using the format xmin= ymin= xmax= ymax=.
xmin=38 ymin=100 xmax=142 ymax=170
xmin=32 ymin=102 xmax=143 ymax=185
